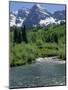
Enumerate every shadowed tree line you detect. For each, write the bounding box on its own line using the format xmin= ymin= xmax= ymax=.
xmin=13 ymin=25 xmax=28 ymax=43
xmin=12 ymin=25 xmax=59 ymax=44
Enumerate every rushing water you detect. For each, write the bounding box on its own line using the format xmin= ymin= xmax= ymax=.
xmin=9 ymin=58 xmax=66 ymax=89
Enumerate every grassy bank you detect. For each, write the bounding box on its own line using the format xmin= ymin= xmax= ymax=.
xmin=10 ymin=24 xmax=66 ymax=66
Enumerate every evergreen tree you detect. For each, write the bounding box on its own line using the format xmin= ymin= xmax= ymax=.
xmin=14 ymin=26 xmax=18 ymax=43
xmin=21 ymin=27 xmax=24 ymax=41
xmin=54 ymin=33 xmax=58 ymax=44
xmin=18 ymin=31 xmax=22 ymax=43
xmin=22 ymin=25 xmax=28 ymax=43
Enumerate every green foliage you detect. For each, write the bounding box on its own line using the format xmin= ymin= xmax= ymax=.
xmin=58 ymin=45 xmax=66 ymax=60
xmin=28 ymin=32 xmax=37 ymax=43
xmin=10 ymin=23 xmax=66 ymax=66
xmin=36 ymin=40 xmax=43 ymax=48
xmin=13 ymin=26 xmax=18 ymax=43
xmin=13 ymin=25 xmax=28 ymax=43
xmin=10 ymin=43 xmax=39 ymax=66
xmin=21 ymin=25 xmax=28 ymax=43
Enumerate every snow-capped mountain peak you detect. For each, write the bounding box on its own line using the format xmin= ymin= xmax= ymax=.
xmin=34 ymin=4 xmax=42 ymax=9
xmin=23 ymin=4 xmax=54 ymax=27
xmin=10 ymin=4 xmax=65 ymax=27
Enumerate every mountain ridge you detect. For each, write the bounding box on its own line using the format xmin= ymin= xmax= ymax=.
xmin=10 ymin=4 xmax=65 ymax=27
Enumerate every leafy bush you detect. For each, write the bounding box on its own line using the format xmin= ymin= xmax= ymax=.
xmin=58 ymin=46 xmax=66 ymax=60
xmin=10 ymin=23 xmax=66 ymax=66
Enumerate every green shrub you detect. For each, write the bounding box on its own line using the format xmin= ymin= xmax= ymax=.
xmin=10 ymin=23 xmax=66 ymax=66
xmin=58 ymin=47 xmax=66 ymax=60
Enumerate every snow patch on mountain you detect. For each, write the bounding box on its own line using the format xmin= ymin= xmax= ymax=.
xmin=55 ymin=20 xmax=65 ymax=24
xmin=10 ymin=4 xmax=65 ymax=27
xmin=39 ymin=17 xmax=55 ymax=26
xmin=13 ymin=11 xmax=18 ymax=15
xmin=16 ymin=18 xmax=25 ymax=27
xmin=39 ymin=10 xmax=50 ymax=16
xmin=36 ymin=4 xmax=42 ymax=8
xmin=10 ymin=14 xmax=16 ymax=27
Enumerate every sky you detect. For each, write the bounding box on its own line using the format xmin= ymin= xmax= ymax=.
xmin=9 ymin=1 xmax=66 ymax=14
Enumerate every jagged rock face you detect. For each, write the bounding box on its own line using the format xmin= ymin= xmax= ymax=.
xmin=53 ymin=10 xmax=66 ymax=20
xmin=17 ymin=9 xmax=29 ymax=19
xmin=10 ymin=4 xmax=65 ymax=27
xmin=23 ymin=4 xmax=53 ymax=27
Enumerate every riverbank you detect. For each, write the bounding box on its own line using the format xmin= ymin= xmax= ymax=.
xmin=10 ymin=56 xmax=65 ymax=67
xmin=36 ymin=57 xmax=65 ymax=64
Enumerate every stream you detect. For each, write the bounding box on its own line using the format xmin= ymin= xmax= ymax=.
xmin=9 ymin=57 xmax=66 ymax=88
